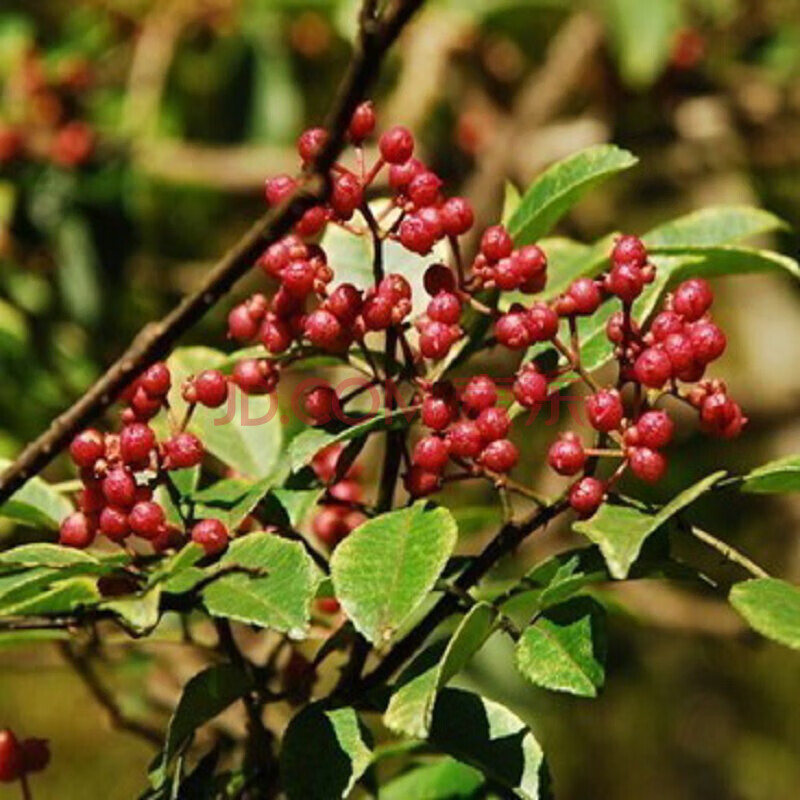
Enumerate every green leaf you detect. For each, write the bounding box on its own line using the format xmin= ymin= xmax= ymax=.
xmin=103 ymin=588 xmax=162 ymax=634
xmin=729 ymin=578 xmax=800 ymax=650
xmin=331 ymin=503 xmax=458 ymax=644
xmin=191 ymin=475 xmax=275 ymax=531
xmin=385 ymin=603 xmax=498 ymax=738
xmin=0 ymin=577 xmax=99 ymax=616
xmin=0 ymin=543 xmax=99 ymax=568
xmin=164 ymin=664 xmax=253 ymax=765
xmin=515 ymin=597 xmax=607 ymax=698
xmin=380 ymin=758 xmax=484 ymax=800
xmin=263 ymin=486 xmax=323 ymax=527
xmin=0 ymin=459 xmax=73 ymax=530
xmin=501 ymin=181 xmax=522 ymax=226
xmin=280 ymin=704 xmax=373 ymax=800
xmin=430 ymin=689 xmax=548 ymax=800
xmin=574 ymin=471 xmax=725 ymax=578
xmin=741 ymin=455 xmax=800 ymax=494
xmin=603 ymin=0 xmax=682 ymax=88
xmin=647 ymin=246 xmax=800 ymax=281
xmin=643 ymin=206 xmax=786 ymax=249
xmin=202 ymin=534 xmax=320 ymax=637
xmin=507 ymin=145 xmax=637 ymax=245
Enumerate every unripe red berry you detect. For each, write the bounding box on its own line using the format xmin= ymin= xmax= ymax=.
xmin=348 ymin=101 xmax=376 ymax=142
xmin=422 ymin=392 xmax=456 ymax=431
xmin=606 ymin=310 xmax=626 ymax=344
xmin=635 ymin=410 xmax=674 ymax=449
xmin=585 ymin=389 xmax=624 ymax=432
xmin=569 ymin=477 xmax=605 ymax=518
xmin=404 ymin=465 xmax=441 ymax=498
xmin=0 ymin=729 xmax=22 ymax=783
xmin=650 ymin=310 xmax=684 ymax=342
xmin=419 ymin=321 xmax=458 ymax=359
xmin=494 ymin=257 xmax=524 ymax=291
xmin=59 ymin=512 xmax=96 ymax=549
xmin=699 ymin=392 xmax=747 ymax=438
xmin=190 ymin=370 xmax=229 ymax=408
xmin=478 ymin=439 xmax=519 ymax=473
xmin=264 ymin=174 xmax=297 ymax=206
xmin=259 ymin=317 xmax=293 ymax=355
xmin=476 ymin=406 xmax=511 ymax=442
xmin=295 ymin=205 xmax=328 ymax=237
xmin=313 ymin=506 xmax=351 ymax=547
xmin=525 ymin=303 xmax=559 ymax=341
xmin=281 ymin=259 xmax=317 ymax=297
xmin=102 ymin=468 xmax=137 ymax=508
xmin=633 ymin=347 xmax=673 ymax=388
xmin=326 ymin=283 xmax=362 ymax=324
xmin=99 ymin=505 xmax=130 ymax=542
xmin=120 ymin=423 xmax=156 ymax=465
xmin=379 ymin=274 xmax=412 ymax=303
xmin=70 ymin=428 xmax=105 ymax=468
xmin=399 ymin=214 xmax=436 ymax=255
xmin=480 ymin=225 xmax=513 ymax=262
xmin=416 ymin=206 xmax=443 ymax=242
xmin=548 ymin=434 xmax=586 ymax=476
xmin=495 ymin=312 xmax=531 ymax=350
xmin=662 ymin=332 xmax=695 ymax=373
xmin=305 ymin=386 xmax=338 ymax=425
xmin=688 ymin=320 xmax=726 ymax=365
xmin=331 ymin=172 xmax=363 ymax=220
xmin=129 ymin=386 xmax=163 ymax=421
xmin=440 ymin=197 xmax=474 ymax=236
xmin=413 ymin=435 xmax=450 ymax=472
xmin=389 ymin=157 xmax=425 ymax=190
xmin=427 ymin=291 xmax=462 ymax=325
xmin=298 ymin=127 xmax=328 ymax=163
xmin=164 ymin=432 xmax=204 ymax=470
xmin=516 ymin=245 xmax=548 ymax=280
xmin=228 ymin=304 xmax=260 ymax=341
xmin=567 ymin=278 xmax=602 ymax=315
xmin=408 ymin=171 xmax=442 ymax=207
xmin=513 ymin=366 xmax=548 ymax=408
xmin=232 ymin=359 xmax=278 ymax=395
xmin=606 ymin=262 xmax=645 ymax=303
xmin=304 ymin=308 xmax=344 ymax=349
xmin=77 ymin=485 xmax=105 ymax=514
xmin=128 ymin=501 xmax=166 ymax=540
xmin=462 ymin=375 xmax=498 ymax=413
xmin=191 ymin=519 xmax=229 ymax=555
xmin=140 ymin=362 xmax=171 ymax=396
xmin=379 ymin=125 xmax=414 ymax=164
xmin=424 ymin=264 xmax=457 ymax=296
xmin=612 ymin=235 xmax=647 ymax=268
xmin=20 ymin=738 xmax=50 ymax=774
xmin=628 ymin=447 xmax=667 ymax=483
xmin=446 ymin=420 xmax=484 ymax=459
xmin=673 ymin=278 xmax=713 ymax=321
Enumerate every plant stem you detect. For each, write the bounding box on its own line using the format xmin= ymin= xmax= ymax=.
xmin=686 ymin=525 xmax=769 ymax=579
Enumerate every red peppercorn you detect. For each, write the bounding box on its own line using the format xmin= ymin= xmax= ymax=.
xmin=440 ymin=197 xmax=474 ymax=236
xmin=495 ymin=312 xmax=531 ymax=350
xmin=635 ymin=410 xmax=674 ymax=449
xmin=476 ymin=406 xmax=511 ymax=442
xmin=304 ymin=308 xmax=344 ymax=349
xmin=446 ymin=420 xmax=484 ymax=459
xmin=331 ymin=172 xmax=363 ymax=220
xmin=379 ymin=126 xmax=415 ymax=164
xmin=480 ymin=225 xmax=513 ymax=262
xmin=513 ymin=366 xmax=548 ymax=408
xmin=548 ymin=434 xmax=587 ymax=476
xmin=361 ymin=293 xmax=394 ymax=331
xmin=585 ymin=389 xmax=624 ymax=432
xmin=348 ymin=101 xmax=376 ymax=142
xmin=164 ymin=432 xmax=204 ymax=470
xmin=628 ymin=447 xmax=667 ymax=483
xmin=404 ymin=465 xmax=441 ymax=497
xmin=662 ymin=332 xmax=695 ymax=373
xmin=0 ymin=729 xmax=22 ymax=783
xmin=389 ymin=157 xmax=425 ymax=190
xmin=525 ymin=303 xmax=559 ymax=341
xmin=569 ymin=477 xmax=605 ymax=518
xmin=191 ymin=519 xmax=229 ymax=556
xmin=567 ymin=278 xmax=602 ymax=315
xmin=650 ymin=310 xmax=684 ymax=342
xmin=421 ymin=393 xmax=456 ymax=431
xmin=128 ymin=501 xmax=166 ymax=540
xmin=612 ymin=235 xmax=647 ymax=268
xmin=69 ymin=428 xmax=105 ymax=468
xmin=478 ymin=439 xmax=519 ymax=473
xmin=326 ymin=283 xmax=362 ymax=324
xmin=407 ymin=171 xmax=442 ymax=208
xmin=305 ymin=386 xmax=338 ymax=425
xmin=59 ymin=512 xmax=96 ymax=549
xmin=77 ymin=485 xmax=105 ymax=514
xmin=20 ymin=738 xmax=50 ymax=774
xmin=120 ymin=423 xmax=156 ymax=465
xmin=418 ymin=321 xmax=458 ymax=359
xmin=228 ymin=304 xmax=260 ymax=341
xmin=259 ymin=317 xmax=293 ymax=355
xmin=673 ymin=278 xmax=713 ymax=321
xmin=102 ymin=468 xmax=137 ymax=508
xmin=633 ymin=347 xmax=673 ymax=388
xmin=313 ymin=506 xmax=351 ymax=547
xmin=295 ymin=205 xmax=328 ymax=237
xmin=427 ymin=291 xmax=462 ymax=325
xmin=413 ymin=435 xmax=450 ymax=472
xmin=297 ymin=127 xmax=328 ymax=163
xmin=461 ymin=375 xmax=498 ymax=413
xmin=264 ymin=174 xmax=297 ymax=206
xmin=191 ymin=370 xmax=229 ymax=408
xmin=140 ymin=362 xmax=171 ymax=396
xmin=232 ymin=359 xmax=278 ymax=395
xmin=129 ymin=386 xmax=163 ymax=421
xmin=605 ymin=262 xmax=645 ymax=303
xmin=688 ymin=320 xmax=726 ymax=365
xmin=99 ymin=505 xmax=130 ymax=542
xmin=399 ymin=214 xmax=437 ymax=255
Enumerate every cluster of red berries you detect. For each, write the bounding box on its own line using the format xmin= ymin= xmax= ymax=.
xmin=406 ymin=375 xmax=519 ymax=497
xmin=472 ymin=226 xmax=548 ymax=294
xmin=0 ymin=50 xmax=95 ymax=169
xmin=0 ymin=729 xmax=49 ymax=785
xmin=59 ymin=361 xmax=233 ymax=555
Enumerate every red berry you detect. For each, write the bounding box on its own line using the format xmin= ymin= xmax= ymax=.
xmin=516 ymin=245 xmax=548 ymax=280
xmin=446 ymin=420 xmax=484 ymax=459
xmin=99 ymin=506 xmax=130 ymax=542
xmin=316 ymin=597 xmax=341 ymax=614
xmin=128 ymin=501 xmax=166 ymax=540
xmin=662 ymin=332 xmax=695 ymax=373
xmin=379 ymin=126 xmax=414 ymax=164
xmin=264 ymin=174 xmax=297 ymax=206
xmin=404 ymin=466 xmax=441 ymax=498
xmin=192 ymin=370 xmax=229 ymax=408
xmin=628 ymin=447 xmax=667 ymax=483
xmin=328 ymin=479 xmax=363 ymax=505
xmin=164 ymin=432 xmax=204 ymax=470
xmin=259 ymin=317 xmax=293 ymax=354
xmin=0 ymin=729 xmax=22 ymax=783
xmin=331 ymin=172 xmax=363 ymax=220
xmin=413 ymin=436 xmax=450 ymax=472
xmin=389 ymin=157 xmax=425 ymax=190
xmin=585 ymin=389 xmax=624 ymax=432
xmin=635 ymin=410 xmax=674 ymax=449
xmin=476 ymin=406 xmax=511 ymax=442
xmin=102 ymin=468 xmax=137 ymax=508
xmin=295 ymin=205 xmax=328 ymax=237
xmin=569 ymin=477 xmax=605 ymax=518
xmin=478 ymin=439 xmax=519 ymax=473
xmin=612 ymin=235 xmax=647 ymax=268
xmin=228 ymin=304 xmax=260 ymax=341
xmin=232 ymin=359 xmax=278 ymax=395
xmin=688 ymin=320 xmax=726 ymax=365
xmin=77 ymin=485 xmax=105 ymax=514
xmin=699 ymin=392 xmax=747 ymax=438
xmin=408 ymin=171 xmax=442 ymax=207
xmin=379 ymin=274 xmax=412 ymax=303
xmin=297 ymin=127 xmax=328 ymax=163
xmin=427 ymin=291 xmax=462 ymax=325
xmin=281 ymin=259 xmax=317 ymax=297
xmin=421 ymin=392 xmax=456 ymax=431
xmin=513 ymin=366 xmax=548 ymax=408
xmin=305 ymin=386 xmax=338 ymax=425
xmin=326 ymin=283 xmax=362 ymax=324
xmin=548 ymin=433 xmax=586 ymax=476
xmin=480 ymin=225 xmax=513 ymax=262
xmin=313 ymin=506 xmax=350 ymax=547
xmin=419 ymin=321 xmax=458 ymax=359
xmin=496 ymin=312 xmax=531 ymax=350
xmin=525 ymin=303 xmax=559 ymax=341
xmin=673 ymin=278 xmax=713 ymax=321
xmin=567 ymin=278 xmax=602 ymax=315
xmin=440 ymin=197 xmax=474 ymax=236
xmin=348 ymin=101 xmax=376 ymax=142
xmin=423 ymin=264 xmax=457 ymax=296
xmin=399 ymin=214 xmax=436 ymax=255
xmin=361 ymin=293 xmax=394 ymax=331
xmin=462 ymin=375 xmax=498 ymax=413
xmin=120 ymin=423 xmax=156 ymax=465
xmin=191 ymin=519 xmax=229 ymax=555
xmin=140 ymin=362 xmax=171 ymax=396
xmin=606 ymin=311 xmax=626 ymax=344
xmin=606 ymin=262 xmax=645 ymax=303
xmin=650 ymin=311 xmax=684 ymax=342
xmin=304 ymin=309 xmax=344 ymax=349
xmin=69 ymin=428 xmax=105 ymax=468
xmin=633 ymin=347 xmax=673 ymax=388
xmin=20 ymin=738 xmax=50 ymax=774
xmin=51 ymin=121 xmax=94 ymax=167
xmin=494 ymin=256 xmax=524 ymax=291
xmin=59 ymin=512 xmax=96 ymax=549
xmin=129 ymin=386 xmax=163 ymax=421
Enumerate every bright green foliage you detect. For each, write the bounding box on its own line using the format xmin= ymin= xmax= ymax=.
xmin=729 ymin=578 xmax=800 ymax=650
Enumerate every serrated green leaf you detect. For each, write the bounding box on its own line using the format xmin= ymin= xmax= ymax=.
xmin=203 ymin=534 xmax=320 ymax=637
xmin=574 ymin=471 xmax=725 ymax=578
xmin=740 ymin=455 xmax=800 ymax=494
xmin=191 ymin=475 xmax=276 ymax=531
xmin=386 ymin=603 xmax=497 ymax=738
xmin=515 ymin=597 xmax=606 ymax=697
xmin=380 ymin=758 xmax=484 ymax=800
xmin=331 ymin=503 xmax=458 ymax=644
xmin=430 ymin=689 xmax=548 ymax=800
xmin=648 ymin=245 xmax=800 ymax=281
xmin=280 ymin=704 xmax=373 ymax=800
xmin=507 ymin=145 xmax=637 ymax=245
xmin=0 ymin=576 xmax=99 ymax=616
xmin=729 ymin=578 xmax=800 ymax=650
xmin=0 ymin=459 xmax=73 ymax=530
xmin=0 ymin=543 xmax=99 ymax=568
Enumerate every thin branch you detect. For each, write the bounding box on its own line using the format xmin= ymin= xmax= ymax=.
xmin=685 ymin=524 xmax=769 ymax=579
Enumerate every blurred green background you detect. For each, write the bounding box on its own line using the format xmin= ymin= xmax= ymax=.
xmin=1 ymin=0 xmax=799 ymax=797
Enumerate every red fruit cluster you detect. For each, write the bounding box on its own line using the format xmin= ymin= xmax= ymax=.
xmin=472 ymin=227 xmax=548 ymax=294
xmin=407 ymin=375 xmax=518 ymax=497
xmin=0 ymin=728 xmax=49 ymax=785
